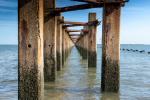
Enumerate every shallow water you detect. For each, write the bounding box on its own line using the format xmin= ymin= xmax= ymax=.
xmin=0 ymin=45 xmax=150 ymax=100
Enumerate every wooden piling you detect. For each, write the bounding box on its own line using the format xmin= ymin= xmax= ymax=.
xmin=88 ymin=13 xmax=97 ymax=67
xmin=82 ymin=26 xmax=88 ymax=59
xmin=56 ymin=16 xmax=63 ymax=71
xmin=18 ymin=0 xmax=44 ymax=99
xmin=62 ymin=26 xmax=65 ymax=66
xmin=101 ymin=4 xmax=121 ymax=92
xmin=44 ymin=0 xmax=57 ymax=81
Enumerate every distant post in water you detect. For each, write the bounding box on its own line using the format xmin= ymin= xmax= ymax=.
xmin=56 ymin=16 xmax=63 ymax=71
xmin=18 ymin=0 xmax=44 ymax=99
xmin=88 ymin=13 xmax=97 ymax=67
xmin=101 ymin=4 xmax=121 ymax=92
xmin=44 ymin=0 xmax=57 ymax=81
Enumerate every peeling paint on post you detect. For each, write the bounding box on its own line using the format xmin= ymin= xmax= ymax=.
xmin=56 ymin=16 xmax=63 ymax=71
xmin=101 ymin=4 xmax=121 ymax=92
xmin=44 ymin=0 xmax=57 ymax=81
xmin=88 ymin=13 xmax=97 ymax=67
xmin=18 ymin=0 xmax=44 ymax=99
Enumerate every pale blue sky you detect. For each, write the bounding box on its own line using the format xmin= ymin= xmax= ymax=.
xmin=0 ymin=0 xmax=150 ymax=44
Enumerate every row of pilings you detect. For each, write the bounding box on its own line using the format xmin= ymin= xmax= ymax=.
xmin=75 ymin=13 xmax=97 ymax=68
xmin=18 ymin=1 xmax=74 ymax=99
xmin=18 ymin=0 xmax=127 ymax=99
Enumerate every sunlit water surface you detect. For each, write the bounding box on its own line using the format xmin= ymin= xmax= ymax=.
xmin=0 ymin=45 xmax=150 ymax=100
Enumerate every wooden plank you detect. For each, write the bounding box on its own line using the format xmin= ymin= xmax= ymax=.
xmin=44 ymin=0 xmax=57 ymax=81
xmin=18 ymin=0 xmax=44 ymax=99
xmin=56 ymin=16 xmax=62 ymax=71
xmin=63 ymin=20 xmax=99 ymax=27
xmin=88 ymin=13 xmax=97 ymax=67
xmin=62 ymin=23 xmax=65 ymax=66
xmin=48 ymin=3 xmax=103 ymax=14
xmin=66 ymin=29 xmax=89 ymax=33
xmin=101 ymin=4 xmax=121 ymax=92
xmin=63 ymin=21 xmax=87 ymax=25
xmin=72 ymin=0 xmax=128 ymax=4
xmin=56 ymin=16 xmax=63 ymax=71
xmin=72 ymin=0 xmax=100 ymax=4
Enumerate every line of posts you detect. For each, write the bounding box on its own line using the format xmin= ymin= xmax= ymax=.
xmin=18 ymin=0 xmax=127 ymax=99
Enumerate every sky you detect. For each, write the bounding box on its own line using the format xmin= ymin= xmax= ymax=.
xmin=0 ymin=0 xmax=150 ymax=44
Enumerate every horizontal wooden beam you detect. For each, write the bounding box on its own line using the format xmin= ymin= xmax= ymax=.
xmin=63 ymin=24 xmax=86 ymax=27
xmin=47 ymin=3 xmax=103 ymax=14
xmin=72 ymin=0 xmax=129 ymax=6
xmin=45 ymin=0 xmax=129 ymax=16
xmin=63 ymin=20 xmax=100 ymax=27
xmin=66 ymin=29 xmax=89 ymax=33
xmin=72 ymin=0 xmax=100 ymax=4
xmin=69 ymin=34 xmax=81 ymax=36
xmin=63 ymin=21 xmax=87 ymax=25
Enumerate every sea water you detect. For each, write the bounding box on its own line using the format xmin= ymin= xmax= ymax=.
xmin=0 ymin=45 xmax=150 ymax=100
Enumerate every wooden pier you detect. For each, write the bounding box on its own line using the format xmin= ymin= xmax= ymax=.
xmin=18 ymin=0 xmax=128 ymax=99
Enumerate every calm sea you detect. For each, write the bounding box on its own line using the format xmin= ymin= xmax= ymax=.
xmin=0 ymin=44 xmax=150 ymax=100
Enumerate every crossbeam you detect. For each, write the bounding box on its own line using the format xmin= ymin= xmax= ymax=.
xmin=72 ymin=0 xmax=129 ymax=5
xmin=72 ymin=0 xmax=100 ymax=4
xmin=69 ymin=34 xmax=81 ymax=36
xmin=45 ymin=0 xmax=129 ymax=15
xmin=63 ymin=21 xmax=87 ymax=25
xmin=66 ymin=29 xmax=89 ymax=33
xmin=47 ymin=3 xmax=103 ymax=14
xmin=63 ymin=20 xmax=100 ymax=27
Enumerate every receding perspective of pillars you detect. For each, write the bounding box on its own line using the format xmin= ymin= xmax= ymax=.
xmin=61 ymin=27 xmax=74 ymax=66
xmin=88 ymin=13 xmax=97 ymax=67
xmin=101 ymin=4 xmax=121 ymax=92
xmin=56 ymin=16 xmax=63 ymax=71
xmin=75 ymin=31 xmax=88 ymax=59
xmin=82 ymin=26 xmax=88 ymax=59
xmin=62 ymin=25 xmax=65 ymax=66
xmin=64 ymin=30 xmax=74 ymax=61
xmin=18 ymin=0 xmax=44 ymax=99
xmin=44 ymin=0 xmax=57 ymax=81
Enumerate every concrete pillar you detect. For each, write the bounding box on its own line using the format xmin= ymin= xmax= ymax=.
xmin=44 ymin=0 xmax=57 ymax=81
xmin=18 ymin=0 xmax=44 ymax=99
xmin=88 ymin=13 xmax=97 ymax=67
xmin=101 ymin=4 xmax=121 ymax=92
xmin=56 ymin=16 xmax=63 ymax=71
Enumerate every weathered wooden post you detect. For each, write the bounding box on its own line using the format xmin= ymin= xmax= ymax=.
xmin=62 ymin=25 xmax=65 ymax=66
xmin=18 ymin=0 xmax=44 ymax=99
xmin=88 ymin=13 xmax=97 ymax=67
xmin=44 ymin=0 xmax=57 ymax=81
xmin=56 ymin=16 xmax=63 ymax=71
xmin=101 ymin=3 xmax=121 ymax=92
xmin=82 ymin=26 xmax=88 ymax=59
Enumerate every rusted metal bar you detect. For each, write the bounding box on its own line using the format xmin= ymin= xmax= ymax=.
xmin=18 ymin=0 xmax=44 ymax=99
